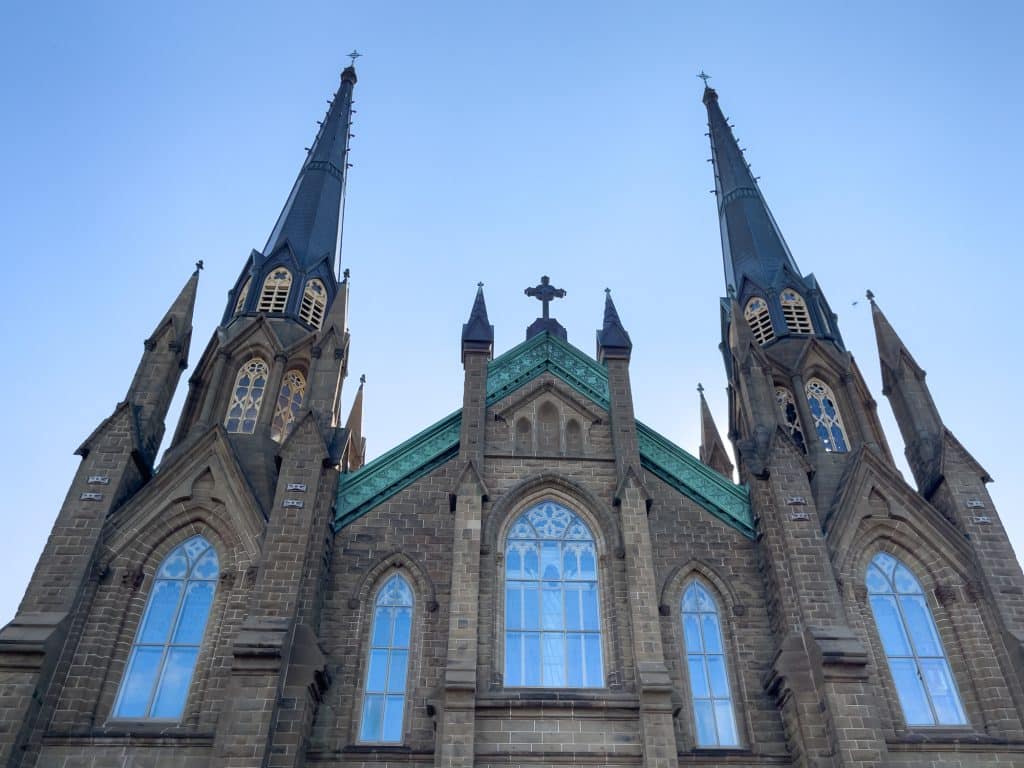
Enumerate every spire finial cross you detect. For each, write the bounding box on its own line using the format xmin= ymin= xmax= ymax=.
xmin=698 ymin=70 xmax=712 ymax=87
xmin=348 ymin=50 xmax=362 ymax=67
xmin=524 ymin=275 xmax=566 ymax=320
xmin=865 ymin=289 xmax=875 ymax=303
xmin=359 ymin=373 xmax=366 ymax=385
xmin=697 ymin=382 xmax=705 ymax=394
xmin=195 ymin=259 xmax=204 ymax=272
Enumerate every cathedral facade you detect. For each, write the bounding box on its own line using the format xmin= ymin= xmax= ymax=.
xmin=2 ymin=64 xmax=1023 ymax=768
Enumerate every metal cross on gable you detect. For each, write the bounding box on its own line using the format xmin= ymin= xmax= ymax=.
xmin=348 ymin=50 xmax=362 ymax=66
xmin=698 ymin=70 xmax=712 ymax=86
xmin=524 ymin=275 xmax=566 ymax=320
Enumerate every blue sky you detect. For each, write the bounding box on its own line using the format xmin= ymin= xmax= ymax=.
xmin=1 ymin=1 xmax=1022 ymax=623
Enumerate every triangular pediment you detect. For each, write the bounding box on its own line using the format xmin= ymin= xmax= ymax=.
xmin=336 ymin=332 xmax=753 ymax=537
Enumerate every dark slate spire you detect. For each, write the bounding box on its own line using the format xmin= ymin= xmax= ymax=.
xmin=704 ymin=86 xmax=800 ymax=294
xmin=264 ymin=65 xmax=357 ymax=272
xmin=698 ymin=384 xmax=734 ymax=479
xmin=596 ymin=289 xmax=632 ymax=362
xmin=462 ymin=283 xmax=494 ymax=361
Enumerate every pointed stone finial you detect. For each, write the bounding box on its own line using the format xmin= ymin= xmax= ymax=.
xmin=462 ymin=282 xmax=494 ymax=361
xmin=699 ymin=385 xmax=734 ymax=479
xmin=597 ymin=289 xmax=632 ymax=362
xmin=344 ymin=376 xmax=367 ymax=471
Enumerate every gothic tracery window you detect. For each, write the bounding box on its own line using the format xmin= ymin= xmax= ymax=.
xmin=504 ymin=501 xmax=602 ymax=688
xmin=224 ymin=358 xmax=269 ymax=434
xmin=299 ymin=278 xmax=327 ymax=329
xmin=257 ymin=268 xmax=292 ymax=313
xmin=775 ymin=386 xmax=807 ymax=454
xmin=780 ymin=289 xmax=813 ymax=334
xmin=234 ymin=276 xmax=251 ymax=315
xmin=804 ymin=378 xmax=849 ymax=453
xmin=744 ymin=297 xmax=775 ymax=345
xmin=359 ymin=574 xmax=413 ymax=743
xmin=270 ymin=369 xmax=306 ymax=442
xmin=682 ymin=582 xmax=739 ymax=747
xmin=113 ymin=535 xmax=219 ymax=720
xmin=866 ymin=553 xmax=967 ymax=726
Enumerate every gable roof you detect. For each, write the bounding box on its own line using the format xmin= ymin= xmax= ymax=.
xmin=336 ymin=332 xmax=753 ymax=537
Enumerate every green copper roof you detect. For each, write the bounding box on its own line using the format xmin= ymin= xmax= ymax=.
xmin=335 ymin=332 xmax=752 ymax=536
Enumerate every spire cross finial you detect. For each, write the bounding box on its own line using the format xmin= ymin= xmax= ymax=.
xmin=348 ymin=50 xmax=362 ymax=67
xmin=359 ymin=373 xmax=366 ymax=385
xmin=195 ymin=259 xmax=204 ymax=272
xmin=866 ymin=289 xmax=875 ymax=303
xmin=697 ymin=382 xmax=705 ymax=394
xmin=524 ymin=275 xmax=566 ymax=320
xmin=477 ymin=281 xmax=484 ymax=288
xmin=698 ymin=70 xmax=712 ymax=87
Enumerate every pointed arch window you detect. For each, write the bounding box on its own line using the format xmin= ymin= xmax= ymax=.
xmin=299 ymin=279 xmax=327 ymax=329
xmin=804 ymin=378 xmax=849 ymax=453
xmin=682 ymin=582 xmax=739 ymax=747
xmin=780 ymin=289 xmax=813 ymax=334
xmin=866 ymin=553 xmax=967 ymax=726
xmin=775 ymin=387 xmax=807 ymax=454
xmin=224 ymin=358 xmax=268 ymax=434
xmin=514 ymin=417 xmax=532 ymax=455
xmin=504 ymin=501 xmax=603 ymax=688
xmin=233 ymin=276 xmax=251 ymax=315
xmin=744 ymin=297 xmax=775 ymax=345
xmin=359 ymin=574 xmax=413 ymax=743
xmin=270 ymin=370 xmax=306 ymax=442
xmin=113 ymin=535 xmax=218 ymax=720
xmin=257 ymin=268 xmax=292 ymax=313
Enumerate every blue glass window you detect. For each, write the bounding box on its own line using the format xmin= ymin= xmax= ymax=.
xmin=224 ymin=358 xmax=268 ymax=434
xmin=504 ymin=501 xmax=603 ymax=688
xmin=359 ymin=574 xmax=413 ymax=743
xmin=682 ymin=582 xmax=739 ymax=747
xmin=804 ymin=378 xmax=849 ymax=453
xmin=866 ymin=553 xmax=967 ymax=726
xmin=113 ymin=535 xmax=218 ymax=720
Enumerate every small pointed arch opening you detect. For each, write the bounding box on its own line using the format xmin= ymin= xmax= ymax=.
xmin=233 ymin=276 xmax=251 ymax=315
xmin=681 ymin=581 xmax=739 ymax=747
xmin=112 ymin=535 xmax=219 ymax=720
xmin=514 ymin=417 xmax=532 ymax=455
xmin=257 ymin=268 xmax=292 ymax=313
xmin=804 ymin=378 xmax=849 ymax=453
xmin=774 ymin=386 xmax=807 ymax=454
xmin=866 ymin=553 xmax=967 ymax=726
xmin=224 ymin=357 xmax=269 ymax=434
xmin=537 ymin=401 xmax=559 ymax=454
xmin=299 ymin=278 xmax=328 ymax=329
xmin=565 ymin=418 xmax=583 ymax=454
xmin=271 ymin=369 xmax=306 ymax=442
xmin=359 ymin=573 xmax=413 ymax=743
xmin=744 ymin=297 xmax=775 ymax=345
xmin=780 ymin=289 xmax=813 ymax=334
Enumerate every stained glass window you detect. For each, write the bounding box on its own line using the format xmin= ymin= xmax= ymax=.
xmin=257 ymin=269 xmax=292 ymax=313
xmin=113 ymin=535 xmax=218 ymax=720
xmin=866 ymin=553 xmax=967 ymax=726
xmin=224 ymin=358 xmax=268 ymax=434
xmin=780 ymin=289 xmax=813 ymax=334
xmin=804 ymin=378 xmax=849 ymax=453
xmin=682 ymin=582 xmax=739 ymax=747
xmin=299 ymin=279 xmax=327 ymax=329
xmin=504 ymin=501 xmax=602 ymax=688
xmin=359 ymin=574 xmax=413 ymax=743
xmin=744 ymin=297 xmax=775 ymax=345
xmin=270 ymin=370 xmax=306 ymax=443
xmin=775 ymin=387 xmax=807 ymax=454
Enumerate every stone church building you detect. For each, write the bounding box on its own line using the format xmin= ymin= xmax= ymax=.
xmin=2 ymin=63 xmax=1022 ymax=768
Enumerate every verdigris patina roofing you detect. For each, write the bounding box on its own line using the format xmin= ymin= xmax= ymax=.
xmin=336 ymin=331 xmax=752 ymax=537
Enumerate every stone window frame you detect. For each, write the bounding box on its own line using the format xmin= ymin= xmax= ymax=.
xmin=270 ymin=367 xmax=308 ymax=443
xmin=299 ymin=278 xmax=328 ymax=329
xmin=224 ymin=356 xmax=270 ymax=434
xmin=257 ymin=267 xmax=293 ymax=313
xmin=233 ymin=275 xmax=251 ymax=315
xmin=779 ymin=288 xmax=813 ymax=335
xmin=743 ymin=296 xmax=775 ymax=345
xmin=486 ymin=483 xmax=624 ymax=696
xmin=659 ymin=562 xmax=752 ymax=752
xmin=802 ymin=375 xmax=851 ymax=454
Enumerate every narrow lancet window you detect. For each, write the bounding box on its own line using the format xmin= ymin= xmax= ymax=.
xmin=514 ymin=417 xmax=532 ymax=455
xmin=504 ymin=501 xmax=602 ymax=688
xmin=780 ymin=289 xmax=813 ymax=334
xmin=775 ymin=387 xmax=807 ymax=454
xmin=744 ymin=297 xmax=775 ymax=345
xmin=270 ymin=370 xmax=306 ymax=442
xmin=299 ymin=278 xmax=327 ymax=329
xmin=804 ymin=378 xmax=849 ymax=452
xmin=866 ymin=553 xmax=967 ymax=726
xmin=359 ymin=574 xmax=413 ymax=743
xmin=113 ymin=535 xmax=218 ymax=720
xmin=257 ymin=268 xmax=292 ymax=313
xmin=538 ymin=402 xmax=559 ymax=454
xmin=682 ymin=582 xmax=739 ymax=747
xmin=224 ymin=358 xmax=269 ymax=434
xmin=234 ymin=276 xmax=251 ymax=315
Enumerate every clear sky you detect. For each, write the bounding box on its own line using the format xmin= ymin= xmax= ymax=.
xmin=1 ymin=1 xmax=1022 ymax=624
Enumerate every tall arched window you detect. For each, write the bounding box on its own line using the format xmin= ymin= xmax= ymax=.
xmin=565 ymin=418 xmax=583 ymax=454
xmin=682 ymin=582 xmax=739 ymax=747
xmin=504 ymin=501 xmax=602 ymax=688
xmin=514 ymin=417 xmax=532 ymax=455
xmin=257 ymin=268 xmax=292 ymax=313
xmin=224 ymin=358 xmax=269 ymax=434
xmin=780 ymin=289 xmax=813 ymax=334
xmin=744 ymin=297 xmax=775 ymax=345
xmin=804 ymin=378 xmax=849 ymax=453
xmin=359 ymin=574 xmax=413 ymax=743
xmin=270 ymin=370 xmax=306 ymax=442
xmin=233 ymin=276 xmax=251 ymax=315
xmin=299 ymin=279 xmax=328 ymax=329
xmin=113 ymin=535 xmax=219 ymax=720
xmin=538 ymin=402 xmax=559 ymax=454
xmin=866 ymin=553 xmax=966 ymax=726
xmin=775 ymin=386 xmax=807 ymax=454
